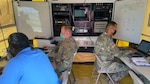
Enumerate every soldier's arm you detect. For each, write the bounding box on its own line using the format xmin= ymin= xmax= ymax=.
xmin=113 ymin=46 xmax=131 ymax=58
xmin=95 ymin=37 xmax=112 ymax=61
xmin=94 ymin=39 xmax=102 ymax=56
xmin=55 ymin=46 xmax=63 ymax=63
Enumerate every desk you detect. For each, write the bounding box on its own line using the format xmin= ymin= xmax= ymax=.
xmin=120 ymin=56 xmax=150 ymax=81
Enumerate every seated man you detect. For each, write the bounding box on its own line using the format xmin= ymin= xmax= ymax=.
xmin=48 ymin=25 xmax=78 ymax=77
xmin=0 ymin=33 xmax=60 ymax=84
xmin=94 ymin=21 xmax=136 ymax=83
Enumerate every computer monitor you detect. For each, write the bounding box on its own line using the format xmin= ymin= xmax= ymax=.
xmin=74 ymin=9 xmax=85 ymax=17
xmin=137 ymin=40 xmax=150 ymax=54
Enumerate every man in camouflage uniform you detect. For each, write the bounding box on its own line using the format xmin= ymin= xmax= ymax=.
xmin=94 ymin=21 xmax=134 ymax=83
xmin=49 ymin=25 xmax=78 ymax=77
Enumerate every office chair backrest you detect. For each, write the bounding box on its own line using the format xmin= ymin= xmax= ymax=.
xmin=128 ymin=70 xmax=144 ymax=84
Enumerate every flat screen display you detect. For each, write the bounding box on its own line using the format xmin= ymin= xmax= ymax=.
xmin=137 ymin=40 xmax=150 ymax=54
xmin=94 ymin=11 xmax=109 ymax=19
xmin=74 ymin=10 xmax=85 ymax=17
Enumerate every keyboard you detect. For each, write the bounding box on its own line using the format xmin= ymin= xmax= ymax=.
xmin=127 ymin=52 xmax=143 ymax=58
xmin=132 ymin=52 xmax=142 ymax=56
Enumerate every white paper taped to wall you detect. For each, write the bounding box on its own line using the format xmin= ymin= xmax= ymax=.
xmin=13 ymin=1 xmax=52 ymax=39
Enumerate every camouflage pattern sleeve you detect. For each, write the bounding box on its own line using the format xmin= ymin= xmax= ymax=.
xmin=47 ymin=46 xmax=59 ymax=57
xmin=94 ymin=33 xmax=114 ymax=61
xmin=55 ymin=45 xmax=63 ymax=63
xmin=55 ymin=37 xmax=78 ymax=65
xmin=110 ymin=41 xmax=131 ymax=58
xmin=114 ymin=49 xmax=131 ymax=58
xmin=62 ymin=38 xmax=78 ymax=64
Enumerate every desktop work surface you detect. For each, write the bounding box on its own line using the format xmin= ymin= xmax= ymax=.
xmin=120 ymin=56 xmax=150 ymax=81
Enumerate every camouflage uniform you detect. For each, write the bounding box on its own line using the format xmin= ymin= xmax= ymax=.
xmin=53 ymin=37 xmax=78 ymax=76
xmin=94 ymin=32 xmax=131 ymax=81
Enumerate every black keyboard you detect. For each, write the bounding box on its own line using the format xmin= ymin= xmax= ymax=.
xmin=134 ymin=52 xmax=142 ymax=55
xmin=127 ymin=52 xmax=143 ymax=58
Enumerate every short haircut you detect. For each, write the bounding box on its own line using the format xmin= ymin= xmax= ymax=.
xmin=105 ymin=21 xmax=117 ymax=30
xmin=61 ymin=25 xmax=72 ymax=33
xmin=8 ymin=32 xmax=30 ymax=50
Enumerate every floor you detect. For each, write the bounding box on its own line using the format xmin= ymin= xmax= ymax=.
xmin=71 ymin=63 xmax=107 ymax=84
xmin=71 ymin=63 xmax=133 ymax=84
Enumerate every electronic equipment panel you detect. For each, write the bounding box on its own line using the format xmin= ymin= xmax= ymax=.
xmin=52 ymin=3 xmax=113 ymax=36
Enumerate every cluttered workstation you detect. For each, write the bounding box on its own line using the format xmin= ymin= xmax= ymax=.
xmin=0 ymin=0 xmax=150 ymax=84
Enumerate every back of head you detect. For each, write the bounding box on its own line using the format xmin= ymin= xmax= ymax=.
xmin=8 ymin=32 xmax=30 ymax=50
xmin=105 ymin=21 xmax=117 ymax=31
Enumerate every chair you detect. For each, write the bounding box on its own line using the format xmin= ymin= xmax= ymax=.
xmin=68 ymin=50 xmax=78 ymax=84
xmin=61 ymin=50 xmax=77 ymax=84
xmin=60 ymin=69 xmax=75 ymax=84
xmin=91 ymin=54 xmax=115 ymax=84
xmin=67 ymin=69 xmax=76 ymax=84
xmin=61 ymin=70 xmax=70 ymax=84
xmin=128 ymin=70 xmax=144 ymax=84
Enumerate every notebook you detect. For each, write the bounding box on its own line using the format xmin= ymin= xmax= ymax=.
xmin=131 ymin=57 xmax=150 ymax=66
